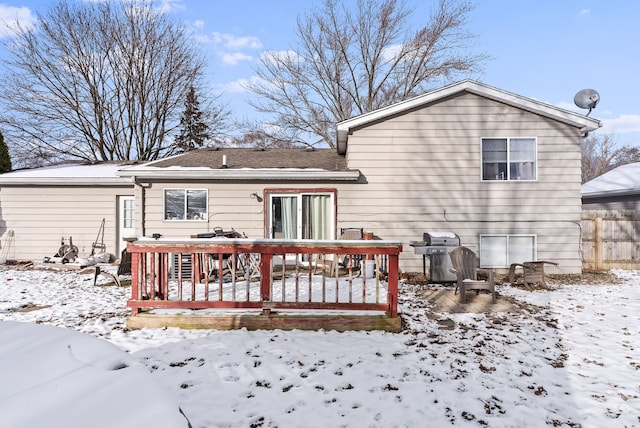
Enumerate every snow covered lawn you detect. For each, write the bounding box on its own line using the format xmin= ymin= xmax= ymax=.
xmin=1 ymin=266 xmax=638 ymax=427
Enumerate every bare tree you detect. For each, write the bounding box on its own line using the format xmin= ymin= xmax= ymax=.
xmin=246 ymin=0 xmax=486 ymax=148
xmin=230 ymin=130 xmax=304 ymax=149
xmin=0 ymin=0 xmax=218 ymax=167
xmin=582 ymin=133 xmax=640 ymax=183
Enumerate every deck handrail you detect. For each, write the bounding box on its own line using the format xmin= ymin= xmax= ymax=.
xmin=126 ymin=238 xmax=402 ymax=318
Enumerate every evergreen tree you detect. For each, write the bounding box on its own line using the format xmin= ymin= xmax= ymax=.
xmin=175 ymin=86 xmax=211 ymax=152
xmin=0 ymin=130 xmax=12 ymax=173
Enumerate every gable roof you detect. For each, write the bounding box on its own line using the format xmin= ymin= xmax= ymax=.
xmin=336 ymin=80 xmax=603 ymax=154
xmin=117 ymin=147 xmax=360 ymax=181
xmin=582 ymin=162 xmax=640 ymax=198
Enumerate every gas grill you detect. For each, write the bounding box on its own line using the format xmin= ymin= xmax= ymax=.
xmin=410 ymin=232 xmax=461 ymax=283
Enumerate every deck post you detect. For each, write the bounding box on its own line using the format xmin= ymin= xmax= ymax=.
xmin=130 ymin=252 xmax=140 ymax=315
xmin=260 ymin=253 xmax=272 ymax=301
xmin=387 ymin=254 xmax=399 ymax=317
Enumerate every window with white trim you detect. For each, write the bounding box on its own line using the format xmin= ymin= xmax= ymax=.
xmin=164 ymin=189 xmax=208 ymax=221
xmin=482 ymin=138 xmax=537 ymax=181
xmin=479 ymin=234 xmax=536 ymax=268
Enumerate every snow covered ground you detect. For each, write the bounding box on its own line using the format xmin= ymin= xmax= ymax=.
xmin=1 ymin=266 xmax=639 ymax=427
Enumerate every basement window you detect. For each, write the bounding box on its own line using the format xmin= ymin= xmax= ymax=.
xmin=479 ymin=234 xmax=536 ymax=268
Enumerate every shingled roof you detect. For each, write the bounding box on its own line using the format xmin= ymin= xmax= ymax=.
xmin=117 ymin=147 xmax=359 ymax=181
xmin=148 ymin=147 xmax=348 ymax=171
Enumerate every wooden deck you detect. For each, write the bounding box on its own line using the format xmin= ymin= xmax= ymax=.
xmin=126 ymin=311 xmax=402 ymax=332
xmin=125 ymin=237 xmax=403 ymax=331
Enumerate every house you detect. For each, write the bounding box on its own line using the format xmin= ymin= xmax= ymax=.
xmin=582 ymin=162 xmax=640 ymax=210
xmin=581 ymin=162 xmax=640 ymax=270
xmin=0 ymin=162 xmax=135 ymax=262
xmin=0 ymin=80 xmax=601 ymax=273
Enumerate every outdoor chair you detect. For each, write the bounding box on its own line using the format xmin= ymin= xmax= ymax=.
xmin=449 ymin=246 xmax=496 ymax=304
xmin=93 ymin=248 xmax=131 ymax=287
xmin=508 ymin=260 xmax=558 ymax=289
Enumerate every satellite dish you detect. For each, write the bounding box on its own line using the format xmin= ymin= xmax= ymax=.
xmin=574 ymin=89 xmax=600 ymax=116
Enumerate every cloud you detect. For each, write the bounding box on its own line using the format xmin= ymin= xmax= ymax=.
xmin=210 ymin=32 xmax=262 ymax=50
xmin=260 ymin=49 xmax=301 ymax=65
xmin=600 ymin=114 xmax=640 ymax=135
xmin=0 ymin=4 xmax=37 ymax=39
xmin=219 ymin=76 xmax=266 ymax=94
xmin=193 ymin=20 xmax=205 ymax=29
xmin=579 ymin=9 xmax=590 ymax=15
xmin=156 ymin=0 xmax=186 ymax=14
xmin=220 ymin=52 xmax=253 ymax=66
xmin=554 ymin=100 xmax=640 ymax=136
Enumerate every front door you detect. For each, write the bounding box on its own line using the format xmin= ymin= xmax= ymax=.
xmin=117 ymin=195 xmax=135 ymax=256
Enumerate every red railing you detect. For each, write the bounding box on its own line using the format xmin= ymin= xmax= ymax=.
xmin=126 ymin=238 xmax=402 ymax=317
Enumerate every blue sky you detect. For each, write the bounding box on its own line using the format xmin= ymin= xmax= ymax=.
xmin=1 ymin=0 xmax=639 ymax=147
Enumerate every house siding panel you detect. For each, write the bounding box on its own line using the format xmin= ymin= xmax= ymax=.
xmin=0 ymin=185 xmax=133 ymax=261
xmin=140 ymin=182 xmax=338 ymax=240
xmin=339 ymin=92 xmax=584 ymax=273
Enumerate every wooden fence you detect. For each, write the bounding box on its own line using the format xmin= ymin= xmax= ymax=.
xmin=582 ymin=210 xmax=640 ymax=270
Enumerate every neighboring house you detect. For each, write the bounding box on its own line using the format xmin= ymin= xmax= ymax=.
xmin=0 ymin=81 xmax=601 ymax=273
xmin=581 ymin=162 xmax=640 ymax=270
xmin=582 ymin=162 xmax=640 ymax=210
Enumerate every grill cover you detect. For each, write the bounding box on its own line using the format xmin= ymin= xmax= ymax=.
xmin=422 ymin=232 xmax=460 ymax=247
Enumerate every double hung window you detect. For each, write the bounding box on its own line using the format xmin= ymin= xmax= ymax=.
xmin=482 ymin=138 xmax=536 ymax=181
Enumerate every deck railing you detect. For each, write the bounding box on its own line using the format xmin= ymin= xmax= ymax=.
xmin=126 ymin=238 xmax=403 ymax=317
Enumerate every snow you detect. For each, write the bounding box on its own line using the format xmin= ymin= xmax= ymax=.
xmin=0 ymin=162 xmax=126 ymax=178
xmin=1 ymin=266 xmax=639 ymax=427
xmin=582 ymin=161 xmax=640 ymax=195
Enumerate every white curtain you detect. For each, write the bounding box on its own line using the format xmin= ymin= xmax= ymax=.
xmin=304 ymin=195 xmax=330 ymax=240
xmin=281 ymin=196 xmax=296 ymax=239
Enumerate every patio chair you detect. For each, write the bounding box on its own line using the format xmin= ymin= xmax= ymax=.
xmin=449 ymin=246 xmax=496 ymax=304
xmin=93 ymin=249 xmax=131 ymax=287
xmin=508 ymin=260 xmax=558 ymax=289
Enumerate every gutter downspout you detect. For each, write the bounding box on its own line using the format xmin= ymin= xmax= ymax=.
xmin=133 ymin=177 xmax=146 ymax=238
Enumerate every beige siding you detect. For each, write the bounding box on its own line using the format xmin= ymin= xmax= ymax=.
xmin=139 ymin=181 xmax=338 ymax=240
xmin=0 ymin=185 xmax=133 ymax=261
xmin=338 ymin=92 xmax=584 ymax=273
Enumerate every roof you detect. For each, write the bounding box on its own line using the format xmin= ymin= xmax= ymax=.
xmin=336 ymin=80 xmax=603 ymax=154
xmin=117 ymin=147 xmax=360 ymax=181
xmin=582 ymin=162 xmax=640 ymax=198
xmin=0 ymin=162 xmax=134 ymax=186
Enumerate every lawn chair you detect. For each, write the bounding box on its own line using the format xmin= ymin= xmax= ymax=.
xmin=508 ymin=260 xmax=558 ymax=289
xmin=93 ymin=249 xmax=131 ymax=287
xmin=449 ymin=246 xmax=496 ymax=304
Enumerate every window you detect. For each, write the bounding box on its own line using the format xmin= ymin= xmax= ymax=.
xmin=164 ymin=189 xmax=207 ymax=221
xmin=479 ymin=234 xmax=536 ymax=268
xmin=482 ymin=138 xmax=536 ymax=181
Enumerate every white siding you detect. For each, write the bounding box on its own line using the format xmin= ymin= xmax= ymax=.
xmin=0 ymin=185 xmax=133 ymax=261
xmin=338 ymin=92 xmax=584 ymax=273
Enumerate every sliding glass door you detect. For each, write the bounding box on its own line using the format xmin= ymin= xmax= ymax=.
xmin=269 ymin=192 xmax=334 ymax=241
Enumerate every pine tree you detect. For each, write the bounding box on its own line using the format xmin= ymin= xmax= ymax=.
xmin=175 ymin=86 xmax=211 ymax=152
xmin=0 ymin=130 xmax=12 ymax=173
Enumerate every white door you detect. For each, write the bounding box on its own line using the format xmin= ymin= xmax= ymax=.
xmin=117 ymin=196 xmax=136 ymax=256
